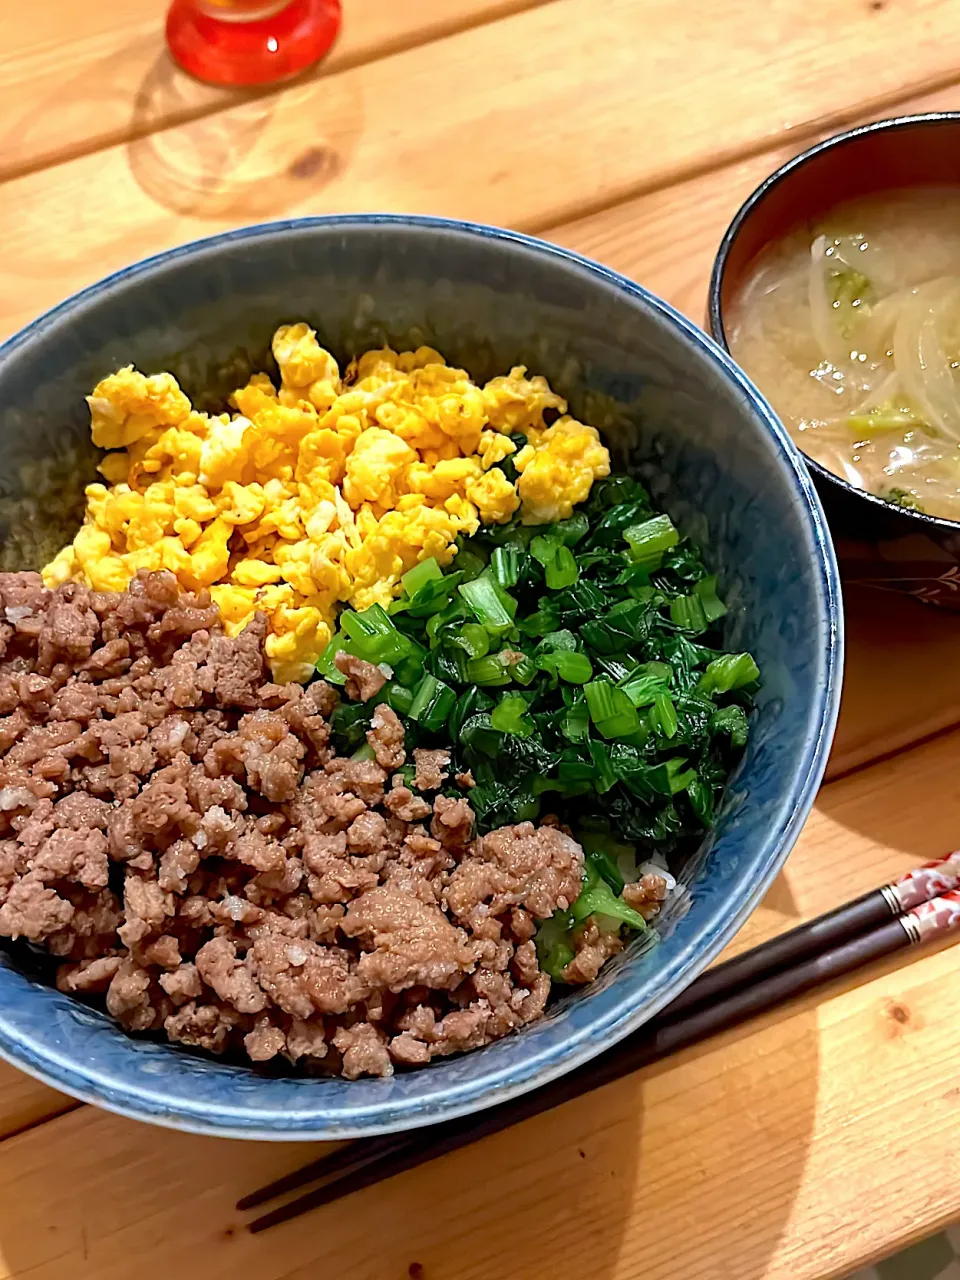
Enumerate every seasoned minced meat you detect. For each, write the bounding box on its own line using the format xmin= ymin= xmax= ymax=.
xmin=444 ymin=822 xmax=583 ymax=931
xmin=334 ymin=653 xmax=387 ymax=703
xmin=412 ymin=748 xmax=450 ymax=791
xmin=561 ymin=920 xmax=624 ymax=985
xmin=0 ymin=572 xmax=585 ymax=1076
xmin=622 ymin=872 xmax=669 ymax=920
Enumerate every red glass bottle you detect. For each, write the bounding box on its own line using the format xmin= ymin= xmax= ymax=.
xmin=166 ymin=0 xmax=342 ymax=87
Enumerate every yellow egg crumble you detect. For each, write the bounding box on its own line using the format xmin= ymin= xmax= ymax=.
xmin=43 ymin=325 xmax=611 ymax=684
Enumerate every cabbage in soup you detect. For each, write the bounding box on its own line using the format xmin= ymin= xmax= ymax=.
xmin=727 ymin=188 xmax=960 ymax=522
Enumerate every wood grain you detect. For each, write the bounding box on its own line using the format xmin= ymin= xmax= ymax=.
xmin=545 ymin=81 xmax=960 ymax=782
xmin=0 ymin=38 xmax=955 ymax=1154
xmin=547 ymin=81 xmax=960 ymax=330
xmin=3 ymin=0 xmax=960 ymax=342
xmin=829 ymin=585 xmax=960 ymax=780
xmin=0 ymin=0 xmax=554 ymax=182
xmin=0 ymin=1065 xmax=75 ymax=1141
xmin=0 ymin=724 xmax=959 ymax=1279
xmin=3 ymin=9 xmax=960 ymax=1273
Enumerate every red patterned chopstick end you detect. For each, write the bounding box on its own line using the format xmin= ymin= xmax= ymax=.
xmin=891 ymin=851 xmax=960 ymax=911
xmin=906 ymin=889 xmax=960 ymax=943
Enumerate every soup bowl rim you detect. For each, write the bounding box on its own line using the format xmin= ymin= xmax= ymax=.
xmin=708 ymin=109 xmax=960 ymax=539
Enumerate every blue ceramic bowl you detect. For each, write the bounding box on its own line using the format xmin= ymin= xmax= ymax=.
xmin=0 ymin=216 xmax=842 ymax=1140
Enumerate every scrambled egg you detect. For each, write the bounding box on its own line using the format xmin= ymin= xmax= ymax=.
xmin=44 ymin=326 xmax=610 ymax=683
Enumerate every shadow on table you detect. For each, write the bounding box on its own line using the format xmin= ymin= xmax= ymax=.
xmin=124 ymin=51 xmax=363 ymax=222
xmin=815 ymin=719 xmax=960 ymax=864
xmin=0 ymin=37 xmax=363 ymax=296
xmin=0 ymin=1019 xmax=822 ymax=1280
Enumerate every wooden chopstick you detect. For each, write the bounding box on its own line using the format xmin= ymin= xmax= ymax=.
xmin=239 ymin=858 xmax=960 ymax=1232
xmin=668 ymin=847 xmax=960 ymax=1019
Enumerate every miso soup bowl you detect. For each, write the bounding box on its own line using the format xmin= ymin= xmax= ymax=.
xmin=0 ymin=215 xmax=841 ymax=1139
xmin=709 ymin=112 xmax=960 ymax=599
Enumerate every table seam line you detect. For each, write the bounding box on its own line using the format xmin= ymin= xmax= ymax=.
xmin=0 ymin=0 xmax=558 ymax=187
xmin=532 ymin=67 xmax=960 ymax=239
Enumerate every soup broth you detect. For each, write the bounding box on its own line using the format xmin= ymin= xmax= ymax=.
xmin=728 ymin=187 xmax=960 ymax=522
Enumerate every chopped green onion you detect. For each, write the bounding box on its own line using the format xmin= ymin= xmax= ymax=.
xmin=694 ymin=575 xmax=727 ymax=623
xmin=571 ymin=861 xmax=650 ymax=931
xmin=536 ymin=629 xmax=578 ymax=654
xmin=401 ymin=557 xmax=442 ymax=596
xmin=554 ymin=512 xmax=590 ymax=545
xmin=431 ymin=644 xmax=468 ymax=685
xmin=686 ymin=776 xmax=714 ymax=825
xmin=530 ymin=535 xmax=560 ymax=568
xmin=580 ymin=829 xmax=637 ymax=879
xmin=561 ymin=696 xmax=590 ymax=743
xmin=519 ymin=606 xmax=560 ymax=637
xmin=459 ymin=573 xmax=517 ymax=633
xmin=506 ymin=652 xmax=538 ymax=686
xmin=315 ymin=637 xmax=347 ymax=684
xmin=545 ymin=545 xmax=579 ymax=589
xmin=340 ymin=604 xmax=422 ymax=664
xmin=535 ymin=909 xmax=576 ymax=981
xmin=465 ymin=654 xmax=512 ymax=687
xmin=342 ymin=475 xmax=760 ymax=848
xmin=584 ymin=848 xmax=625 ymax=895
xmin=329 ymin=699 xmax=373 ymax=752
xmin=491 ymin=545 xmax=521 ymax=589
xmin=491 ymin=694 xmax=535 ymax=738
xmin=448 ymin=686 xmax=493 ymax=739
xmin=449 ymin=623 xmax=490 ymax=659
xmin=408 ymin=675 xmax=457 ymax=730
xmin=383 ymin=681 xmax=415 ymax=717
xmin=596 ymin=711 xmax=642 ymax=739
xmin=669 ymin=593 xmax=708 ymax=633
xmin=584 ymin=679 xmax=642 ymax=739
xmin=588 ymin=740 xmax=619 ymax=793
xmin=350 ymin=743 xmax=376 ymax=762
xmin=393 ymin=656 xmax=423 ymax=689
xmin=339 ymin=603 xmax=391 ymax=645
xmin=552 ymin=651 xmax=593 ymax=683
xmin=698 ymin=653 xmax=760 ymax=696
xmin=620 ymin=672 xmax=669 ymax=707
xmin=624 ymin=514 xmax=679 ymax=570
xmin=392 ymin=573 xmax=463 ymax=618
xmin=650 ymin=692 xmax=679 ymax=739
xmin=658 ymin=757 xmax=698 ymax=794
xmin=454 ymin=547 xmax=487 ymax=582
xmin=460 ymin=712 xmax=502 ymax=756
xmin=424 ymin=600 xmax=464 ymax=644
xmin=557 ymin=756 xmax=595 ymax=788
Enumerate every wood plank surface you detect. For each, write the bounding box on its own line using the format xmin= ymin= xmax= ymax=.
xmin=4 ymin=6 xmax=960 ymax=1274
xmin=0 ymin=0 xmax=554 ymax=182
xmin=0 ymin=723 xmax=958 ymax=1280
xmin=3 ymin=0 xmax=960 ymax=344
xmin=547 ymin=81 xmax=960 ymax=332
xmin=546 ymin=80 xmax=960 ymax=780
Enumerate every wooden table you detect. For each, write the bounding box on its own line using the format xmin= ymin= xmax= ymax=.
xmin=3 ymin=3 xmax=960 ymax=1276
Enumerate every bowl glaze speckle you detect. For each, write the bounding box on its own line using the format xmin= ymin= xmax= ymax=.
xmin=0 ymin=216 xmax=842 ymax=1139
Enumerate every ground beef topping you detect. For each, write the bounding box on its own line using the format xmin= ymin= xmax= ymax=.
xmin=0 ymin=571 xmax=586 ymax=1077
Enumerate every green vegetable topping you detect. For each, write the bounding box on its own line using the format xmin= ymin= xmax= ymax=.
xmin=318 ymin=473 xmax=761 ymax=984
xmin=624 ymin=513 xmax=679 ymax=570
xmin=882 ymin=486 xmax=921 ymax=510
xmin=459 ymin=573 xmax=517 ymax=633
xmin=571 ymin=860 xmax=651 ymax=931
xmin=490 ymin=693 xmax=535 ymax=738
